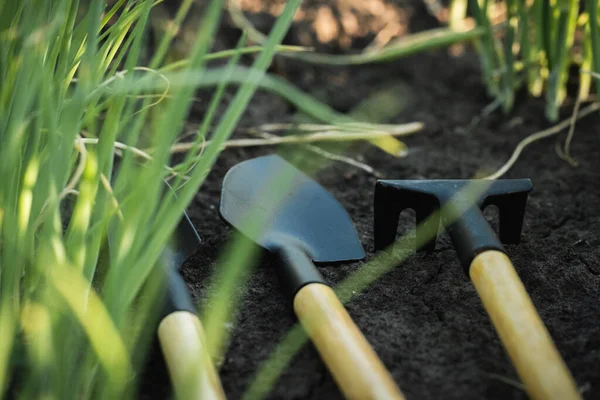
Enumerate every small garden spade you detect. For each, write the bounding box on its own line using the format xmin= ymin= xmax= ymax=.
xmin=220 ymin=155 xmax=405 ymax=400
xmin=373 ymin=179 xmax=580 ymax=400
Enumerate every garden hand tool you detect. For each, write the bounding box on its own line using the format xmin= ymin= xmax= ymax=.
xmin=373 ymin=179 xmax=580 ymax=400
xmin=219 ymin=155 xmax=405 ymax=400
xmin=157 ymin=211 xmax=227 ymax=400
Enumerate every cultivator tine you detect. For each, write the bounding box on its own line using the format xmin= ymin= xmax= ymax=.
xmin=480 ymin=180 xmax=533 ymax=244
xmin=374 ymin=181 xmax=442 ymax=252
xmin=498 ymin=192 xmax=529 ymax=244
xmin=373 ymin=182 xmax=403 ymax=251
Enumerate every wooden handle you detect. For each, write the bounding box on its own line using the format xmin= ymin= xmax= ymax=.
xmin=293 ymin=283 xmax=405 ymax=400
xmin=157 ymin=311 xmax=227 ymax=400
xmin=470 ymin=250 xmax=580 ymax=400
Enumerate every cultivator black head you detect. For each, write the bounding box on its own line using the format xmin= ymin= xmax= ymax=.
xmin=373 ymin=179 xmax=533 ymax=272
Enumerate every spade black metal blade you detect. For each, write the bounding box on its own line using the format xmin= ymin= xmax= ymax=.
xmin=219 ymin=155 xmax=365 ymax=263
xmin=159 ymin=179 xmax=202 ymax=271
xmin=161 ymin=211 xmax=201 ymax=271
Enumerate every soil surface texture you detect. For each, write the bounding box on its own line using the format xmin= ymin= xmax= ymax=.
xmin=140 ymin=1 xmax=600 ymax=399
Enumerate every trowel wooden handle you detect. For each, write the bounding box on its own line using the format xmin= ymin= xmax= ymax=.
xmin=470 ymin=250 xmax=580 ymax=400
xmin=158 ymin=311 xmax=227 ymax=400
xmin=293 ymin=283 xmax=405 ymax=400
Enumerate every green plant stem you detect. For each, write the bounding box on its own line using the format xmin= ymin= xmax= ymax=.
xmin=546 ymin=0 xmax=578 ymax=121
xmin=469 ymin=0 xmax=500 ymax=96
xmin=586 ymin=0 xmax=600 ymax=94
xmin=578 ymin=14 xmax=593 ymax=100
xmin=170 ymin=31 xmax=249 ymax=191
xmin=503 ymin=0 xmax=518 ymax=112
xmin=528 ymin=0 xmax=546 ymax=96
xmin=279 ymin=26 xmax=486 ymax=65
xmin=542 ymin=0 xmax=555 ymax=71
xmin=518 ymin=1 xmax=539 ymax=97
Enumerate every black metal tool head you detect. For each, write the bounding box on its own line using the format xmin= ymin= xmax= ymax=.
xmin=219 ymin=154 xmax=365 ymax=263
xmin=159 ymin=188 xmax=202 ymax=319
xmin=374 ymin=179 xmax=533 ymax=272
xmin=159 ymin=180 xmax=202 ymax=271
xmin=161 ymin=211 xmax=202 ymax=271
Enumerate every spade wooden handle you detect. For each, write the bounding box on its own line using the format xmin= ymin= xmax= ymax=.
xmin=293 ymin=283 xmax=405 ymax=400
xmin=157 ymin=311 xmax=227 ymax=400
xmin=470 ymin=250 xmax=580 ymax=400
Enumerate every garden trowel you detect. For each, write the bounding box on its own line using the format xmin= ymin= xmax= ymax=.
xmin=157 ymin=210 xmax=227 ymax=400
xmin=373 ymin=179 xmax=580 ymax=400
xmin=219 ymin=154 xmax=405 ymax=400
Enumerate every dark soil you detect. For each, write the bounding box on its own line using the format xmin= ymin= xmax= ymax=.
xmin=140 ymin=1 xmax=600 ymax=399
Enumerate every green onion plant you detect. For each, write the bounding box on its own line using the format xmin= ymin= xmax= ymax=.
xmin=0 ymin=0 xmax=302 ymax=398
xmin=466 ymin=0 xmax=600 ymax=121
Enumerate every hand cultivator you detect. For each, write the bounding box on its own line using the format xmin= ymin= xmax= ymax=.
xmin=373 ymin=179 xmax=580 ymax=400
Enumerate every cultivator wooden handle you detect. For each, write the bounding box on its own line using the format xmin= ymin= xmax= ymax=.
xmin=158 ymin=311 xmax=227 ymax=400
xmin=294 ymin=283 xmax=406 ymax=400
xmin=470 ymin=250 xmax=580 ymax=400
